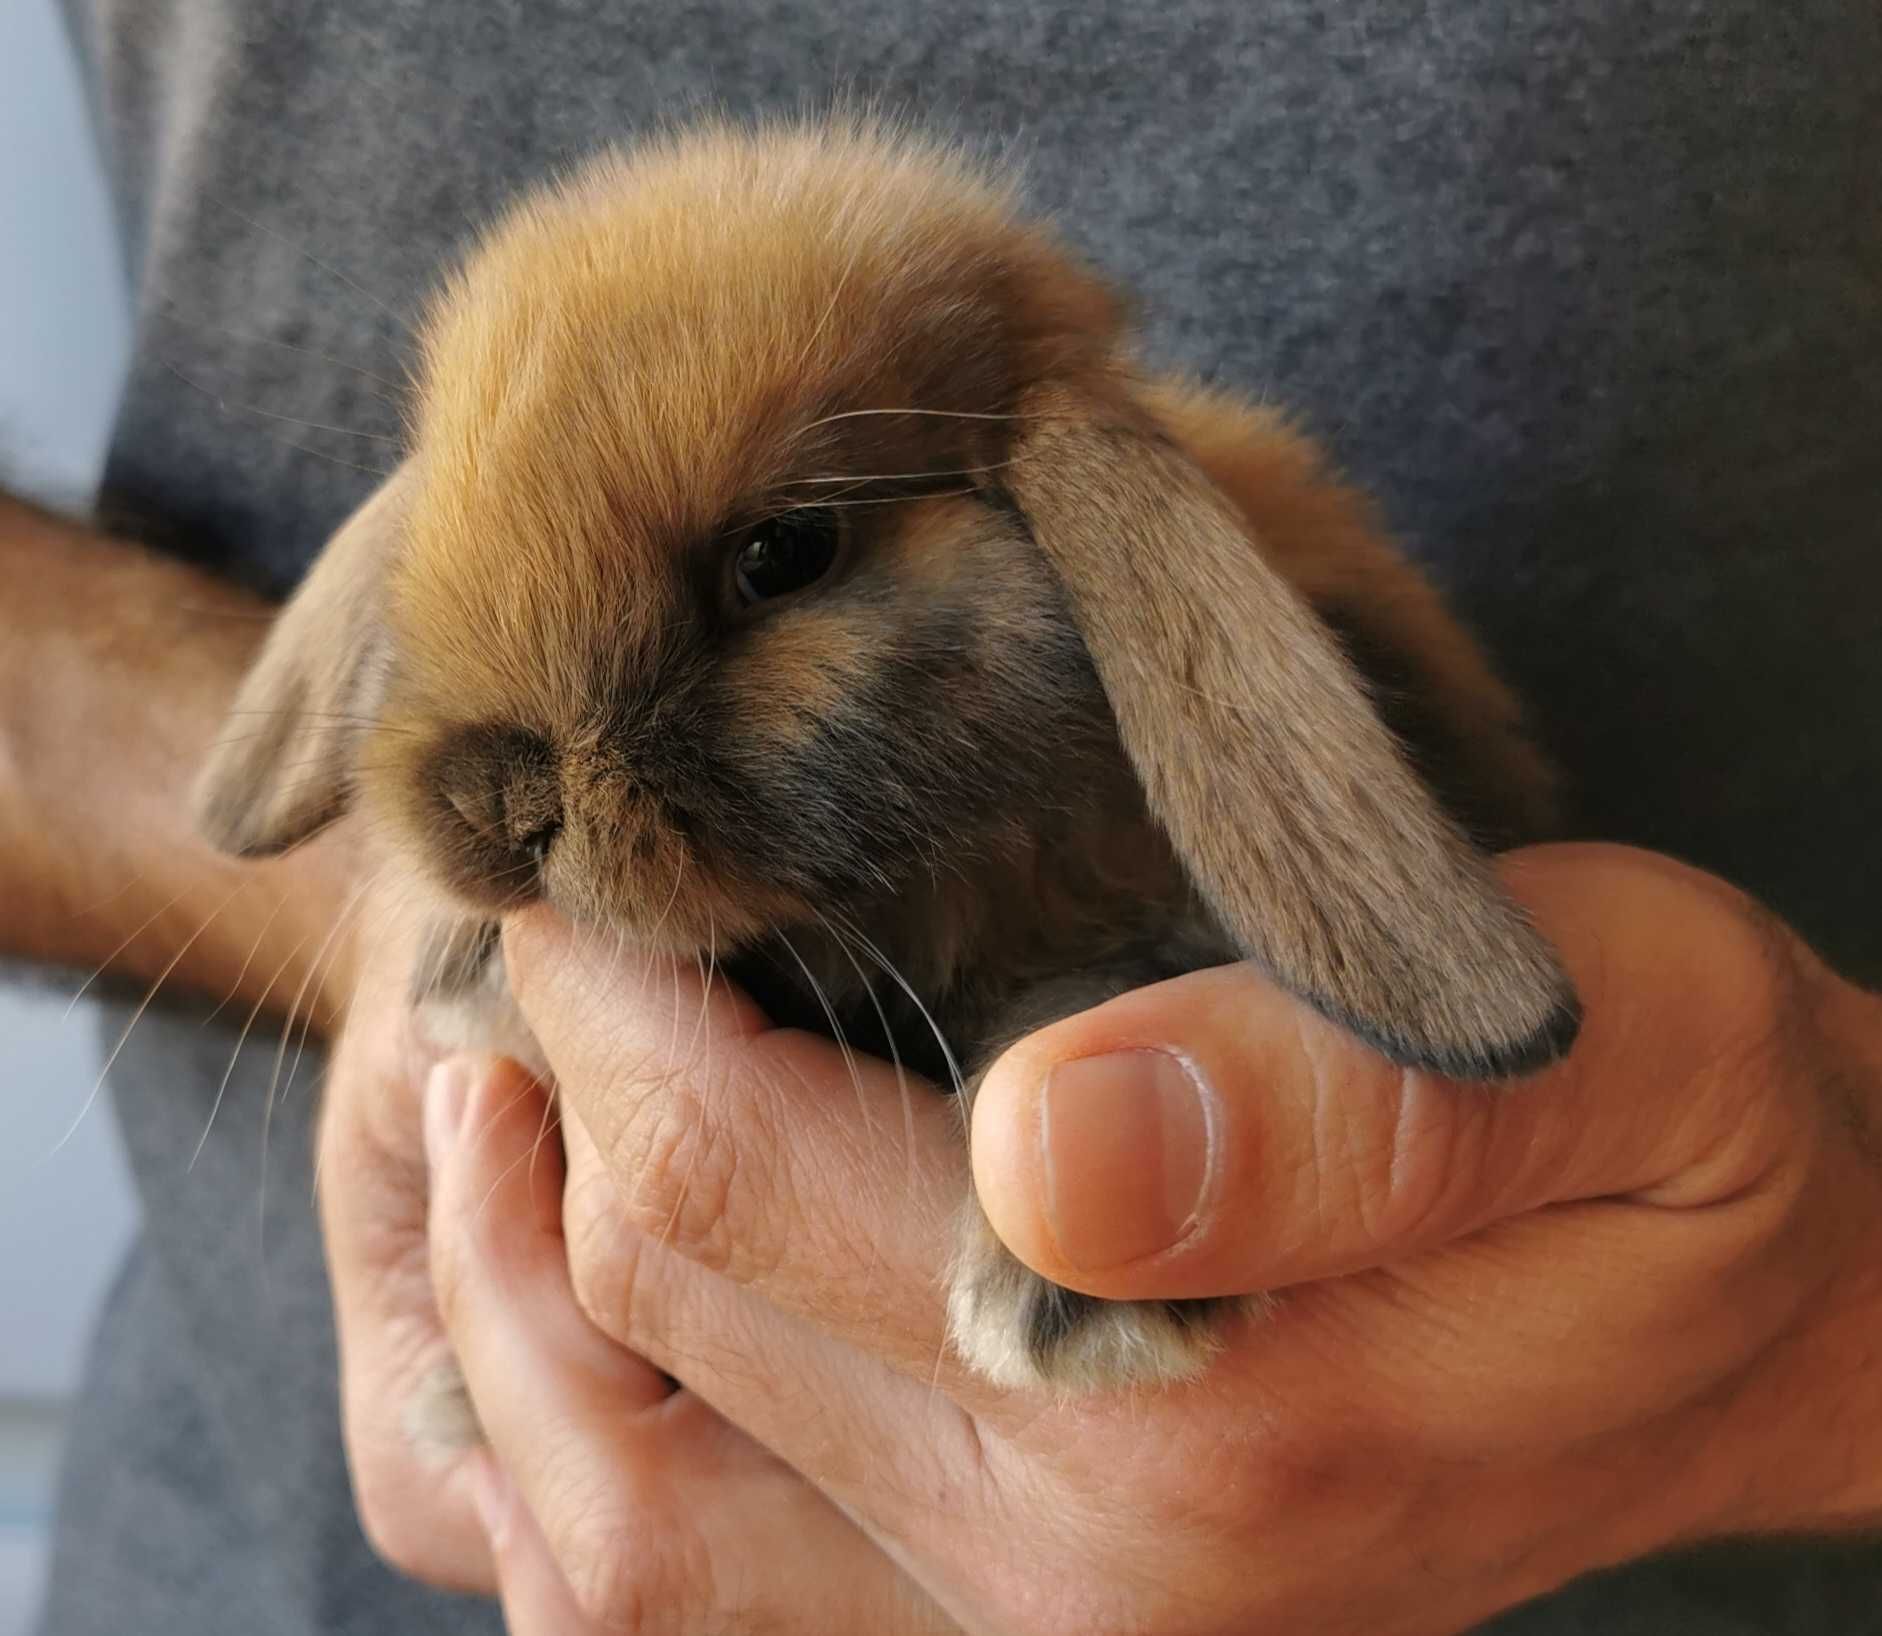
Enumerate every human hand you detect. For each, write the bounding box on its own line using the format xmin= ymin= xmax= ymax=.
xmin=501 ymin=844 xmax=1882 ymax=1635
xmin=315 ymin=882 xmax=499 ymax=1592
xmin=418 ymin=1052 xmax=959 ymax=1633
xmin=323 ymin=881 xmax=953 ymax=1631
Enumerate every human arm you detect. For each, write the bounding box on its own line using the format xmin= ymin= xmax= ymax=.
xmin=0 ymin=472 xmax=932 ymax=1625
xmin=0 ymin=491 xmax=355 ymax=1026
xmin=320 ymin=915 xmax=954 ymax=1631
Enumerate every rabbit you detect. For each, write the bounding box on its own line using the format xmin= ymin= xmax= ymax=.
xmin=194 ymin=117 xmax=1580 ymax=1394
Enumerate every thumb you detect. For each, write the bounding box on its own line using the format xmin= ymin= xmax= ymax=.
xmin=971 ymin=844 xmax=1809 ymax=1302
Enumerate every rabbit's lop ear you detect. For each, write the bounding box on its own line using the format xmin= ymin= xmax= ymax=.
xmin=1006 ymin=386 xmax=1579 ymax=1080
xmin=193 ymin=465 xmax=411 ymax=856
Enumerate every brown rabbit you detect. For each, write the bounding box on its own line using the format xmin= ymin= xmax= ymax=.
xmin=195 ymin=118 xmax=1578 ymax=1391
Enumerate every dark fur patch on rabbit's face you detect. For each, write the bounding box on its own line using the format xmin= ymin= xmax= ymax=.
xmin=360 ymin=127 xmax=1130 ymax=948
xmin=374 ymin=485 xmax=1109 ymax=949
xmin=194 ymin=120 xmax=1579 ymax=1396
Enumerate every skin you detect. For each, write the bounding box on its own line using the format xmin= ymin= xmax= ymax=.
xmin=415 ymin=846 xmax=1882 ymax=1634
xmin=0 ymin=492 xmax=932 ymax=1622
xmin=6 ymin=497 xmax=1881 ymax=1631
xmin=0 ymin=498 xmax=354 ymax=1021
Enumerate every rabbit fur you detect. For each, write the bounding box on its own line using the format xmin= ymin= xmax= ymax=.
xmin=195 ymin=118 xmax=1578 ymax=1393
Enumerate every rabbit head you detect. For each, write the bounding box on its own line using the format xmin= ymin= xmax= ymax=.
xmin=197 ymin=119 xmax=1576 ymax=1085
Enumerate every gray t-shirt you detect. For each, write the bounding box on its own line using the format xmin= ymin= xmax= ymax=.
xmin=40 ymin=1 xmax=1882 ymax=1631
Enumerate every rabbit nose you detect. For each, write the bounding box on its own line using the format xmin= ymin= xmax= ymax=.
xmin=447 ymin=768 xmax=562 ymax=858
xmin=434 ymin=723 xmax=566 ymax=894
xmin=519 ymin=815 xmax=562 ymax=864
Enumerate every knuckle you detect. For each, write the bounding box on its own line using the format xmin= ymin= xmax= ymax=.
xmin=1670 ymin=882 xmax=1823 ymax=1158
xmin=564 ymin=1183 xmax=653 ymax=1345
xmin=1288 ymin=1009 xmax=1443 ymax=1251
xmin=608 ymin=1070 xmax=764 ymax=1278
xmin=1361 ymin=1071 xmax=1481 ymax=1248
xmin=557 ymin=1502 xmax=707 ymax=1635
xmin=563 ymin=1549 xmax=653 ymax=1633
xmin=1570 ymin=847 xmax=1802 ymax=1087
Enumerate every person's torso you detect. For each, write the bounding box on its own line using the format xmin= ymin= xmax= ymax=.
xmin=42 ymin=5 xmax=1882 ymax=1633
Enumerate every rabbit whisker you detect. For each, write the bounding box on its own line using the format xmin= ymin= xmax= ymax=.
xmin=827 ymin=910 xmax=968 ymax=1137
xmin=469 ymin=1076 xmax=564 ymax=1231
xmin=810 ymin=905 xmax=903 ymax=1156
xmin=68 ymin=866 xmax=152 ymax=924
xmin=157 ymin=358 xmax=402 ymax=453
xmin=796 ymin=407 xmax=1020 ymax=434
xmin=768 ymin=486 xmax=982 ymax=515
xmin=198 ymin=888 xmax=291 ymax=1029
xmin=200 ymin=194 xmax=417 ymax=339
xmin=46 ymin=882 xmax=247 ymax=1162
xmin=152 ymin=306 xmax=410 ymax=393
xmin=775 ymin=926 xmax=869 ymax=1130
xmin=257 ymin=871 xmax=377 ymax=1257
xmin=67 ymin=885 xmax=192 ymax=1016
xmin=690 ymin=905 xmax=719 ymax=1080
xmin=200 ymin=923 xmax=319 ymax=1174
xmin=788 ymin=457 xmax=1015 ymax=485
xmin=653 ymin=914 xmax=720 ymax=1257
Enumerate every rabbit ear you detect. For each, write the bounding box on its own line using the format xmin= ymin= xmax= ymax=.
xmin=1004 ymin=386 xmax=1579 ymax=1080
xmin=194 ymin=464 xmax=412 ymax=856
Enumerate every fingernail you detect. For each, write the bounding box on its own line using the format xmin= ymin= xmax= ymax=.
xmin=424 ymin=1058 xmax=476 ymax=1169
xmin=1040 ymin=1049 xmax=1216 ymax=1271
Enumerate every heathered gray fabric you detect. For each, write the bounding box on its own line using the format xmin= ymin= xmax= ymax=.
xmin=38 ymin=0 xmax=1882 ymax=1630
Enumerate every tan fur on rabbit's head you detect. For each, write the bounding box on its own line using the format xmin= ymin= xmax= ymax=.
xmin=198 ymin=117 xmax=1584 ymax=1389
xmin=197 ymin=117 xmax=1577 ymax=1092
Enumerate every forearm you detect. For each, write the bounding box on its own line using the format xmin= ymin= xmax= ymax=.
xmin=0 ymin=493 xmax=355 ymax=1031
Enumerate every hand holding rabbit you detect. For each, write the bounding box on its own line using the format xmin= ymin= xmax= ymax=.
xmin=415 ymin=845 xmax=1882 ymax=1635
xmin=199 ymin=119 xmax=1580 ymax=1389
xmin=210 ymin=121 xmax=1882 ymax=1629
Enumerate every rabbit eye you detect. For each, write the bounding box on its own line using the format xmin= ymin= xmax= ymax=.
xmin=733 ymin=510 xmax=841 ymax=605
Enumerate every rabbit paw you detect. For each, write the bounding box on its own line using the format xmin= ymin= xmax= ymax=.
xmin=402 ymin=1357 xmax=483 ymax=1462
xmin=945 ymin=1201 xmax=1242 ymax=1391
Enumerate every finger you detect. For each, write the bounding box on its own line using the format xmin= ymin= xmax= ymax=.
xmin=468 ymin=1431 xmax=953 ymax=1636
xmin=555 ymin=1101 xmax=1052 ymax=1622
xmin=971 ymin=844 xmax=1818 ymax=1301
xmin=429 ymin=1056 xmax=958 ymax=1636
xmin=503 ymin=911 xmax=966 ymax=1373
xmin=553 ymin=1095 xmax=993 ymax=1456
xmin=317 ymin=996 xmax=493 ymax=1591
xmin=466 ymin=1455 xmax=622 ymax=1636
